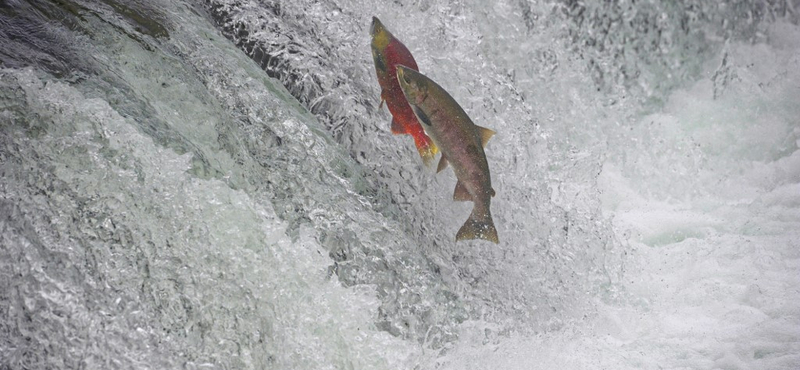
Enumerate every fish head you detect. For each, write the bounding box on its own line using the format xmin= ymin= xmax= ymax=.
xmin=370 ymin=17 xmax=391 ymax=73
xmin=370 ymin=17 xmax=390 ymax=50
xmin=396 ymin=65 xmax=429 ymax=107
xmin=370 ymin=17 xmax=383 ymax=36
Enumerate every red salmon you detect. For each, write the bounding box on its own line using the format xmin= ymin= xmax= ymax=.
xmin=370 ymin=17 xmax=437 ymax=165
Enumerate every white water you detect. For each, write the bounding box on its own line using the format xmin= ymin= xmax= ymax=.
xmin=1 ymin=1 xmax=798 ymax=369
xmin=438 ymin=26 xmax=800 ymax=369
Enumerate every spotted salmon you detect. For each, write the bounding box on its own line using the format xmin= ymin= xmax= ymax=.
xmin=396 ymin=65 xmax=498 ymax=243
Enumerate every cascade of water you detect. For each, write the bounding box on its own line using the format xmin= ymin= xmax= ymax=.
xmin=1 ymin=0 xmax=798 ymax=369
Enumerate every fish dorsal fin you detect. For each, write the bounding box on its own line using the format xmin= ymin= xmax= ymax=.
xmin=437 ymin=154 xmax=449 ymax=173
xmin=477 ymin=126 xmax=495 ymax=148
xmin=390 ymin=118 xmax=406 ymax=134
xmin=453 ymin=180 xmax=471 ymax=201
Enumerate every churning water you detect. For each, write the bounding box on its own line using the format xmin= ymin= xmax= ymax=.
xmin=1 ymin=0 xmax=798 ymax=369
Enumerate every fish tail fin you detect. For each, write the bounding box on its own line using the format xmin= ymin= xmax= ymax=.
xmin=456 ymin=208 xmax=498 ymax=244
xmin=414 ymin=137 xmax=438 ymax=167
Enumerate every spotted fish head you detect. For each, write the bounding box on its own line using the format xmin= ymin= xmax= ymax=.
xmin=396 ymin=65 xmax=429 ymax=107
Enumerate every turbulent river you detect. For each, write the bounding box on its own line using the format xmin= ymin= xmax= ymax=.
xmin=1 ymin=0 xmax=798 ymax=369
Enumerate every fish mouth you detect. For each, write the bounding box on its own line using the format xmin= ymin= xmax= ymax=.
xmin=396 ymin=65 xmax=410 ymax=86
xmin=370 ymin=16 xmax=383 ymax=36
xmin=395 ymin=65 xmax=418 ymax=93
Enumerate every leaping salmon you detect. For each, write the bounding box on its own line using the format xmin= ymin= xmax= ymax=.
xmin=370 ymin=17 xmax=438 ymax=166
xmin=395 ymin=65 xmax=498 ymax=243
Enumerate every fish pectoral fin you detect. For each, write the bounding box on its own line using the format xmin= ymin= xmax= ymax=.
xmin=436 ymin=154 xmax=449 ymax=173
xmin=453 ymin=180 xmax=472 ymax=201
xmin=477 ymin=126 xmax=496 ymax=148
xmin=490 ymin=188 xmax=496 ymax=197
xmin=379 ymin=90 xmax=387 ymax=110
xmin=411 ymin=105 xmax=432 ymax=127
